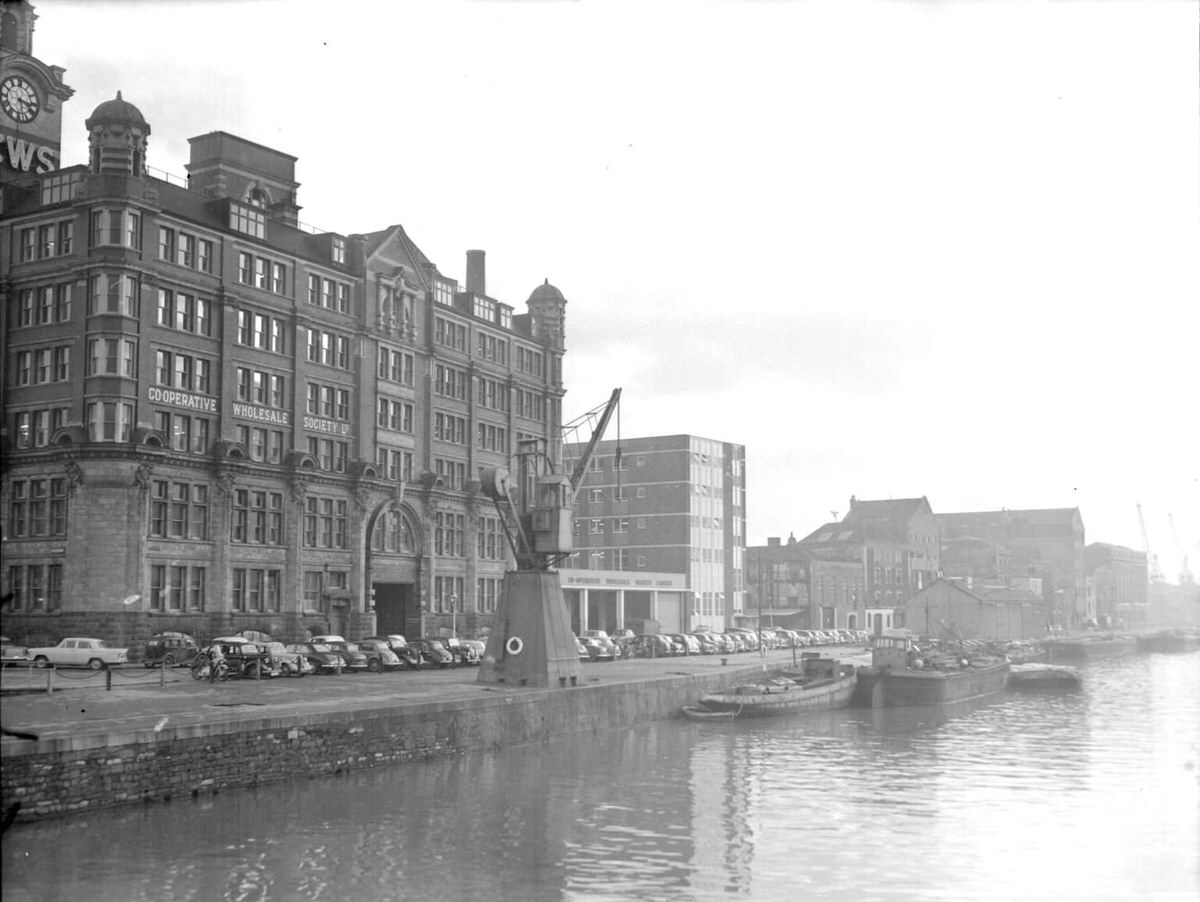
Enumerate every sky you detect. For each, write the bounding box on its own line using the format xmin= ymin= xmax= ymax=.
xmin=36 ymin=0 xmax=1200 ymax=578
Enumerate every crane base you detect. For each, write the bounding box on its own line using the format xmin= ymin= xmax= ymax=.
xmin=476 ymin=570 xmax=582 ymax=689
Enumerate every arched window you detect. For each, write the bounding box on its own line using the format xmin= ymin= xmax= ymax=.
xmin=372 ymin=509 xmax=416 ymax=554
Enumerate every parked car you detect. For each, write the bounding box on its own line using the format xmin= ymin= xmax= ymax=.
xmin=631 ymin=634 xmax=674 ymax=658
xmin=579 ymin=630 xmax=616 ymax=661
xmin=287 ymin=641 xmax=344 ymax=674
xmin=310 ymin=635 xmax=369 ymax=671
xmin=29 ymin=637 xmax=129 ymax=670
xmin=460 ymin=638 xmax=487 ymax=662
xmin=435 ymin=637 xmax=480 ymax=666
xmin=691 ymin=631 xmax=721 ymax=655
xmin=356 ymin=639 xmax=405 ymax=672
xmin=142 ymin=631 xmax=200 ymax=668
xmin=208 ymin=636 xmax=276 ymax=679
xmin=262 ymin=641 xmax=313 ymax=676
xmin=408 ymin=638 xmax=454 ymax=668
xmin=580 ymin=629 xmax=617 ymax=661
xmin=669 ymin=633 xmax=702 ymax=655
xmin=363 ymin=635 xmax=424 ymax=669
xmin=1 ymin=636 xmax=30 ymax=665
xmin=574 ymin=634 xmax=591 ymax=661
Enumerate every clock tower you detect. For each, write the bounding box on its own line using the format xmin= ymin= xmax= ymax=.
xmin=0 ymin=0 xmax=74 ymax=185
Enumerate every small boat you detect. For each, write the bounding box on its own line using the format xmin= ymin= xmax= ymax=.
xmin=1008 ymin=663 xmax=1082 ymax=691
xmin=1045 ymin=635 xmax=1136 ymax=661
xmin=689 ymin=656 xmax=857 ymax=718
xmin=681 ymin=704 xmax=738 ymax=722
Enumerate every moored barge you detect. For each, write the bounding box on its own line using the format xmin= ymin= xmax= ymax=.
xmin=855 ymin=630 xmax=1009 ymax=708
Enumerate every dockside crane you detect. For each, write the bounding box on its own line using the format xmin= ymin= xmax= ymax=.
xmin=1168 ymin=513 xmax=1195 ymax=586
xmin=477 ymin=389 xmax=622 ymax=688
xmin=1136 ymin=503 xmax=1165 ymax=583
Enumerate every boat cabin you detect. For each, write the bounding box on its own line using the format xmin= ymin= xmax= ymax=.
xmin=871 ymin=629 xmax=915 ymax=669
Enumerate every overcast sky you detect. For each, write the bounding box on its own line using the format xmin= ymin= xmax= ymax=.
xmin=39 ymin=0 xmax=1200 ymax=576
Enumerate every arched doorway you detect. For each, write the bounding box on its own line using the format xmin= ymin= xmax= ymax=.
xmin=368 ymin=503 xmax=422 ymax=638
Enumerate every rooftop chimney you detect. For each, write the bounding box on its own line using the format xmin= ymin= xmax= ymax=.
xmin=466 ymin=249 xmax=486 ymax=296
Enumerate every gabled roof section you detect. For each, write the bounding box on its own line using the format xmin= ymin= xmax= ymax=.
xmin=359 ymin=224 xmax=442 ymax=291
xmin=842 ymin=496 xmax=932 ymax=541
xmin=799 ymin=521 xmax=860 ymax=545
xmin=937 ymin=507 xmax=1081 ymax=532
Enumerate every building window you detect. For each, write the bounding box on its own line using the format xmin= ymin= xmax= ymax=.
xmin=477 ymin=515 xmax=506 ymax=560
xmin=376 ymin=448 xmax=413 ymax=482
xmin=149 ymin=480 xmax=209 ymax=540
xmin=434 ymin=365 xmax=467 ymax=400
xmin=87 ymin=338 xmax=138 ymax=377
xmin=150 ymin=564 xmax=206 ymax=612
xmin=237 ymin=251 xmax=287 ymax=294
xmin=434 ymin=512 xmax=466 ymax=557
xmin=476 ymin=577 xmax=501 ymax=614
xmin=306 ymin=328 xmax=350 ymax=368
xmin=303 ymin=496 xmax=349 ymax=549
xmin=156 ymin=289 xmax=211 ymax=336
xmin=434 ymin=458 xmax=467 ymax=490
xmin=85 ymin=401 xmax=133 ymax=442
xmin=4 ymin=563 xmax=64 ymax=611
xmin=435 ymin=317 xmax=467 ymax=351
xmin=8 ymin=478 xmax=68 ymax=539
xmin=12 ymin=407 xmax=69 ymax=449
xmin=229 ymin=203 xmax=266 ymax=239
xmin=434 ymin=413 xmax=467 ymax=444
xmin=90 ymin=208 xmax=140 ymax=248
xmin=378 ymin=347 xmax=415 ymax=386
xmin=16 ymin=284 xmax=74 ymax=327
xmin=88 ymin=273 xmax=139 ymax=317
xmin=379 ymin=399 xmax=415 ymax=433
xmin=41 ymin=171 xmax=83 ymax=205
xmin=373 ymin=509 xmax=417 ymax=553
xmin=433 ymin=280 xmax=455 ymax=306
xmin=306 ymin=437 xmax=349 ymax=473
xmin=332 ymin=236 xmax=346 ymax=264
xmin=476 ymin=378 xmax=509 ymax=412
xmin=232 ymin=568 xmax=282 ymax=613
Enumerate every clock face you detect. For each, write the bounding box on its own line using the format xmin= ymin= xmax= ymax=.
xmin=1 ymin=75 xmax=41 ymax=124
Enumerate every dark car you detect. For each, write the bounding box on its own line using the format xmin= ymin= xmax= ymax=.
xmin=408 ymin=638 xmax=454 ymax=668
xmin=310 ymin=635 xmax=370 ymax=671
xmin=355 ymin=638 xmax=405 ymax=672
xmin=631 ymin=634 xmax=675 ymax=658
xmin=287 ymin=642 xmax=345 ymax=674
xmin=363 ymin=635 xmax=424 ymax=669
xmin=433 ymin=636 xmax=479 ymax=667
xmin=143 ymin=631 xmax=201 ymax=668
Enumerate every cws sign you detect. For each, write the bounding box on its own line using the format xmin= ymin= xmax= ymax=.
xmin=1 ymin=133 xmax=59 ymax=174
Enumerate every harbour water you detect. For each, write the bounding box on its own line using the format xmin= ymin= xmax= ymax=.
xmin=3 ymin=651 xmax=1198 ymax=901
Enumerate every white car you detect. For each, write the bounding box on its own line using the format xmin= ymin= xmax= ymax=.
xmin=29 ymin=637 xmax=129 ymax=669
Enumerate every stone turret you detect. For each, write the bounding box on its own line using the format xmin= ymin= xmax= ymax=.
xmin=85 ymin=91 xmax=150 ymax=176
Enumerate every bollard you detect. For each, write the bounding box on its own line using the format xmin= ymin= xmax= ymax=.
xmin=46 ymin=665 xmax=54 ymax=694
xmin=160 ymin=660 xmax=166 ymax=687
xmin=106 ymin=668 xmax=112 ymax=691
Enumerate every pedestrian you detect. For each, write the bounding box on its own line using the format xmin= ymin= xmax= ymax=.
xmin=207 ymin=642 xmax=225 ymax=683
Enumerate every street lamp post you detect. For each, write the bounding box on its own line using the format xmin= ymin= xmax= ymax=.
xmin=450 ymin=594 xmax=459 ymax=637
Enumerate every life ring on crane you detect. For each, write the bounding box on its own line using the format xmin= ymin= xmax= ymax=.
xmin=505 ymin=636 xmax=524 ymax=656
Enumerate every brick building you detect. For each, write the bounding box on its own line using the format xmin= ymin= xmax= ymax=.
xmin=1 ymin=2 xmax=566 ymax=647
xmin=1084 ymin=542 xmax=1148 ymax=627
xmin=560 ymin=435 xmax=746 ymax=633
xmin=744 ymin=533 xmax=866 ymax=632
xmin=794 ymin=496 xmax=940 ymax=634
xmin=937 ymin=507 xmax=1086 ymax=629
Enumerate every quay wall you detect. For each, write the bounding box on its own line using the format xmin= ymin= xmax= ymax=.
xmin=2 ymin=666 xmax=758 ymax=823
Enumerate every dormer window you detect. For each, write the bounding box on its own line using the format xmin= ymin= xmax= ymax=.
xmin=332 ymin=236 xmax=346 ymax=264
xmin=433 ymin=280 xmax=454 ymax=307
xmin=230 ymin=202 xmax=266 ymax=239
xmin=473 ymin=295 xmax=495 ymax=321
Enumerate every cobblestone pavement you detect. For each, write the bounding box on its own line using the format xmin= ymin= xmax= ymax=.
xmin=1 ymin=645 xmax=870 ymax=743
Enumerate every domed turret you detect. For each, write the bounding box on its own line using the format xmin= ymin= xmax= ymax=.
xmin=526 ymin=278 xmax=567 ymax=350
xmin=86 ymin=90 xmax=150 ymax=176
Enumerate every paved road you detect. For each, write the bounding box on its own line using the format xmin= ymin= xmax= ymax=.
xmin=1 ymin=645 xmax=870 ymax=744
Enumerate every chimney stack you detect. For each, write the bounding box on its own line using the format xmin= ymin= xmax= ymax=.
xmin=466 ymin=249 xmax=486 ymax=296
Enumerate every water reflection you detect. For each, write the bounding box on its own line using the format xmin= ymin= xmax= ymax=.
xmin=3 ymin=653 xmax=1197 ymax=901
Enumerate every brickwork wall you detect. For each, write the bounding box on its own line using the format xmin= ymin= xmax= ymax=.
xmin=2 ymin=668 xmax=751 ymax=823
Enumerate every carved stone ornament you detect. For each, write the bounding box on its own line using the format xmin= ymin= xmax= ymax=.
xmin=65 ymin=460 xmax=84 ymax=496
xmin=133 ymin=461 xmax=154 ymax=492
